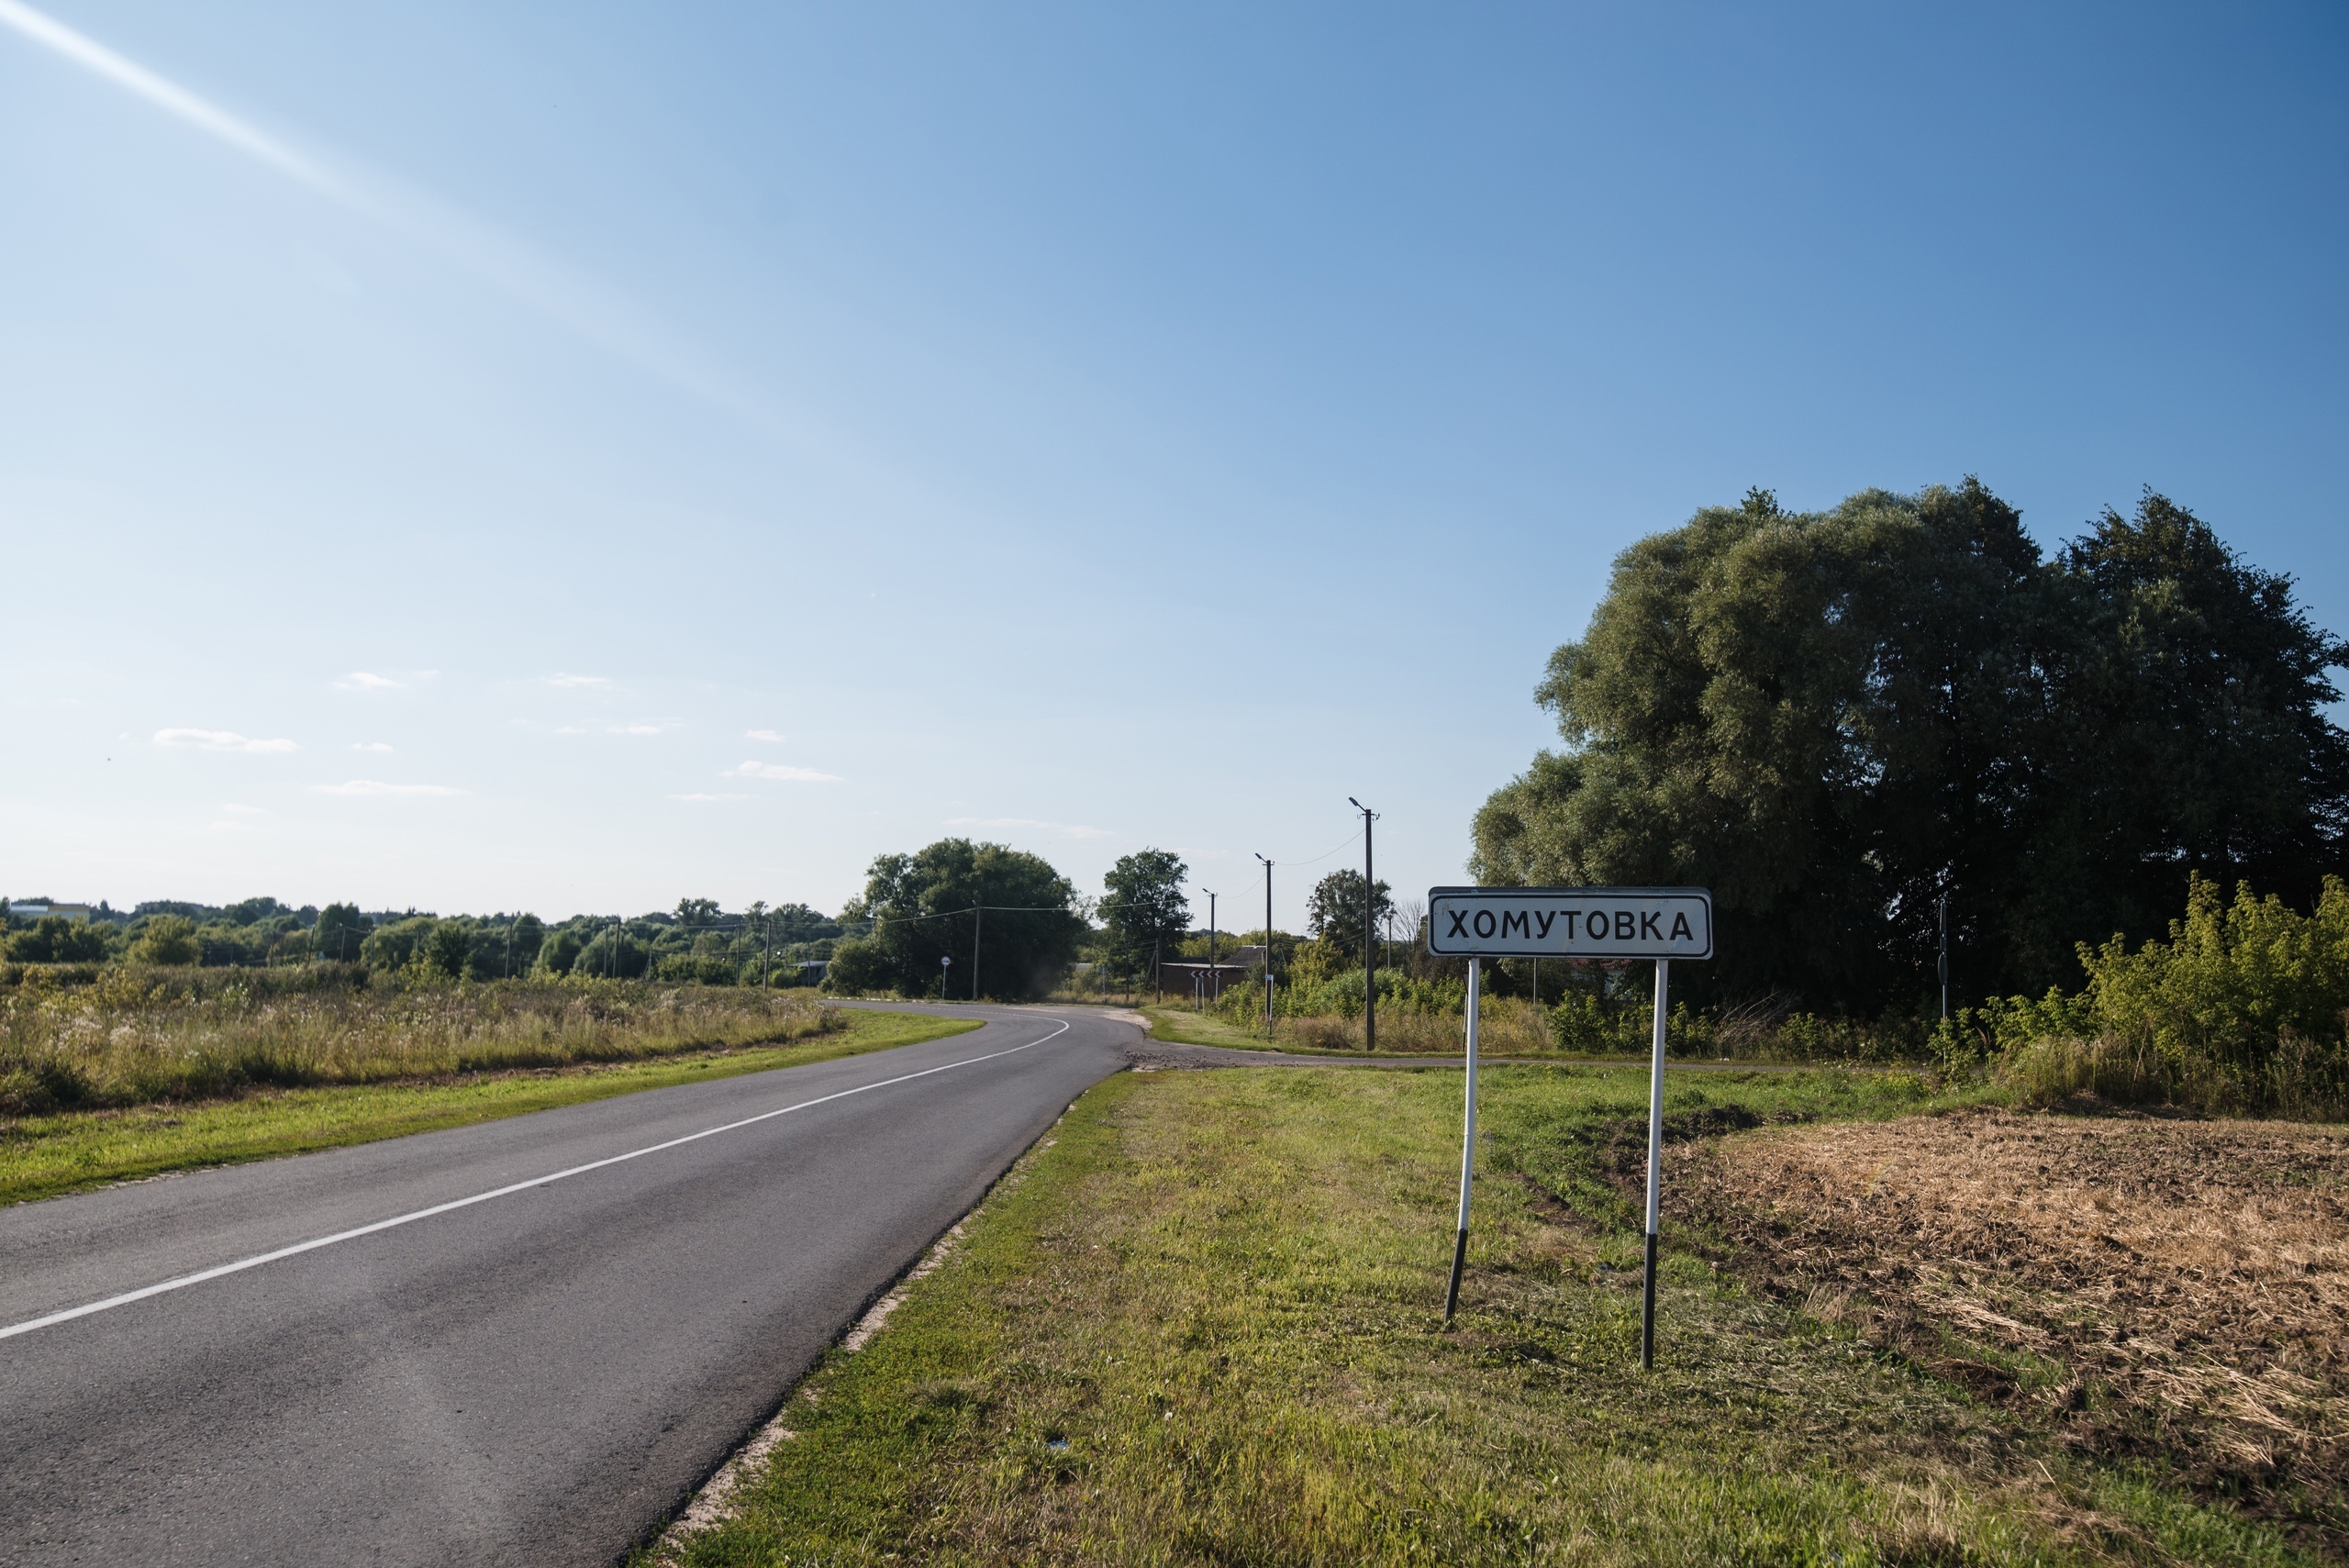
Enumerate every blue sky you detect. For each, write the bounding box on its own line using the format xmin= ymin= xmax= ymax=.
xmin=3 ymin=1 xmax=2343 ymax=929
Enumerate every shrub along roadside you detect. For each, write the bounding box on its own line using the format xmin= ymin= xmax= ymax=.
xmin=654 ymin=1066 xmax=2297 ymax=1567
xmin=1966 ymin=874 xmax=2349 ymax=1118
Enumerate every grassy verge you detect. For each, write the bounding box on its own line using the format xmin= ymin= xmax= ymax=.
xmin=661 ymin=1064 xmax=2300 ymax=1566
xmin=0 ymin=1009 xmax=978 ymax=1207
xmin=1139 ymin=1001 xmax=1841 ymax=1066
xmin=1137 ymin=1004 xmax=1360 ymax=1053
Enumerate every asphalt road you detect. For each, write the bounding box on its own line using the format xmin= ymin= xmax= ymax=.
xmin=0 ymin=1005 xmax=1134 ymax=1567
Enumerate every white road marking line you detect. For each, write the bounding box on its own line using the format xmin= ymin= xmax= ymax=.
xmin=0 ymin=1018 xmax=1072 ymax=1343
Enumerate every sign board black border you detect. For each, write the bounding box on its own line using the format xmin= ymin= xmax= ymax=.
xmin=1424 ymin=885 xmax=1714 ymax=961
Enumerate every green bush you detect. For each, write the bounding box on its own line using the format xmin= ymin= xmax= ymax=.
xmin=1976 ymin=874 xmax=2349 ymax=1117
xmin=127 ymin=915 xmax=201 ymax=966
xmin=6 ymin=917 xmax=115 ymax=964
xmin=652 ymin=953 xmax=741 ymax=986
xmin=1546 ymin=990 xmax=1641 ymax=1052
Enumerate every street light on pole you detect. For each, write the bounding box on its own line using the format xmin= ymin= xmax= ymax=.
xmin=1349 ymin=797 xmax=1377 ymax=1053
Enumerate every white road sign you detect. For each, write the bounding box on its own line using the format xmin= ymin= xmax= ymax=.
xmin=1426 ymin=886 xmax=1713 ymax=960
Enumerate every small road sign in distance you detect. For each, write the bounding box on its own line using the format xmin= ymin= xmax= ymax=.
xmin=1426 ymin=886 xmax=1712 ymax=960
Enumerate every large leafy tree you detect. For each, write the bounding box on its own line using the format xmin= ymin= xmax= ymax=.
xmin=1100 ymin=850 xmax=1189 ymax=979
xmin=831 ymin=839 xmax=1083 ymax=1000
xmin=1306 ymin=869 xmax=1394 ymax=959
xmin=2021 ymin=495 xmax=2349 ymax=973
xmin=765 ymin=903 xmax=841 ymax=944
xmin=1473 ymin=483 xmax=2348 ymax=1010
xmin=314 ymin=903 xmax=373 ymax=963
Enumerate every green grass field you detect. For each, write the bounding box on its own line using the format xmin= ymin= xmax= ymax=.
xmin=657 ymin=1063 xmax=2309 ymax=1567
xmin=0 ymin=1008 xmax=978 ymax=1207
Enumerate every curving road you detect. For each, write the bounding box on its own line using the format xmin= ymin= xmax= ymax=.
xmin=0 ymin=1006 xmax=1137 ymax=1567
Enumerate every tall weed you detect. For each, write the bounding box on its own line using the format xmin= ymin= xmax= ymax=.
xmin=0 ymin=971 xmax=842 ymax=1116
xmin=1976 ymin=874 xmax=2349 ymax=1117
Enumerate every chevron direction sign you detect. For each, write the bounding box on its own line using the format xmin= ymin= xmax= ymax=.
xmin=1425 ymin=885 xmax=1713 ymax=960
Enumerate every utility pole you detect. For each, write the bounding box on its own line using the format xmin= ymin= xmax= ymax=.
xmin=1938 ymin=894 xmax=1950 ymax=1022
xmin=972 ymin=906 xmax=985 ymax=1002
xmin=1205 ymin=890 xmax=1217 ymax=1005
xmin=1350 ymin=797 xmax=1376 ymax=1052
xmin=1254 ymin=853 xmax=1274 ymax=1036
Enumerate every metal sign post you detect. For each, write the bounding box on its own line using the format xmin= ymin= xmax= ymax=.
xmin=1427 ymin=885 xmax=1711 ymax=1362
xmin=1444 ymin=957 xmax=1480 ymax=1319
xmin=1642 ymin=955 xmax=1667 ymax=1370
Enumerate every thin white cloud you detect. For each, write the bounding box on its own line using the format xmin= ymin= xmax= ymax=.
xmin=669 ymin=793 xmax=748 ymax=803
xmin=552 ymin=725 xmax=590 ymax=735
xmin=0 ymin=1 xmax=922 ymax=514
xmin=351 ymin=740 xmax=394 ymax=752
xmin=546 ymin=673 xmax=609 ymax=688
xmin=0 ymin=0 xmax=342 ymax=193
xmin=722 ymin=760 xmax=842 ymax=783
xmin=313 ymin=779 xmax=464 ymax=797
xmin=745 ymin=729 xmax=785 ymax=742
xmin=608 ymin=724 xmax=664 ymax=735
xmin=206 ymin=820 xmax=255 ymax=834
xmin=221 ymin=803 xmax=268 ymax=816
xmin=947 ymin=816 xmax=1114 ymax=840
xmin=155 ymin=728 xmax=298 ymax=754
xmin=338 ymin=671 xmax=402 ymax=691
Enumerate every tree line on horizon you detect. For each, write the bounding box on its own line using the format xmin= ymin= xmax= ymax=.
xmin=0 ymin=895 xmax=846 ymax=984
xmin=0 ymin=851 xmax=1385 ymax=1002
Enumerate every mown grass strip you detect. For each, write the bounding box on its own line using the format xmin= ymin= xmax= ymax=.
xmin=658 ymin=1064 xmax=2305 ymax=1567
xmin=0 ymin=1010 xmax=979 ymax=1207
xmin=1138 ymin=1004 xmax=1432 ymax=1055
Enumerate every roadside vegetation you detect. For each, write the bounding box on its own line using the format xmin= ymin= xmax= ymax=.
xmin=0 ymin=967 xmax=852 ymax=1116
xmin=654 ymin=1065 xmax=2319 ymax=1566
xmin=0 ymin=1005 xmax=976 ymax=1207
xmin=1132 ymin=872 xmax=2349 ymax=1121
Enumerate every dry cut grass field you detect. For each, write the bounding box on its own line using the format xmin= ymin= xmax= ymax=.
xmin=1672 ymin=1108 xmax=2349 ymax=1552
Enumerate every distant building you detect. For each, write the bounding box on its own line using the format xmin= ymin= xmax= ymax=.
xmin=6 ymin=903 xmax=97 ymax=922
